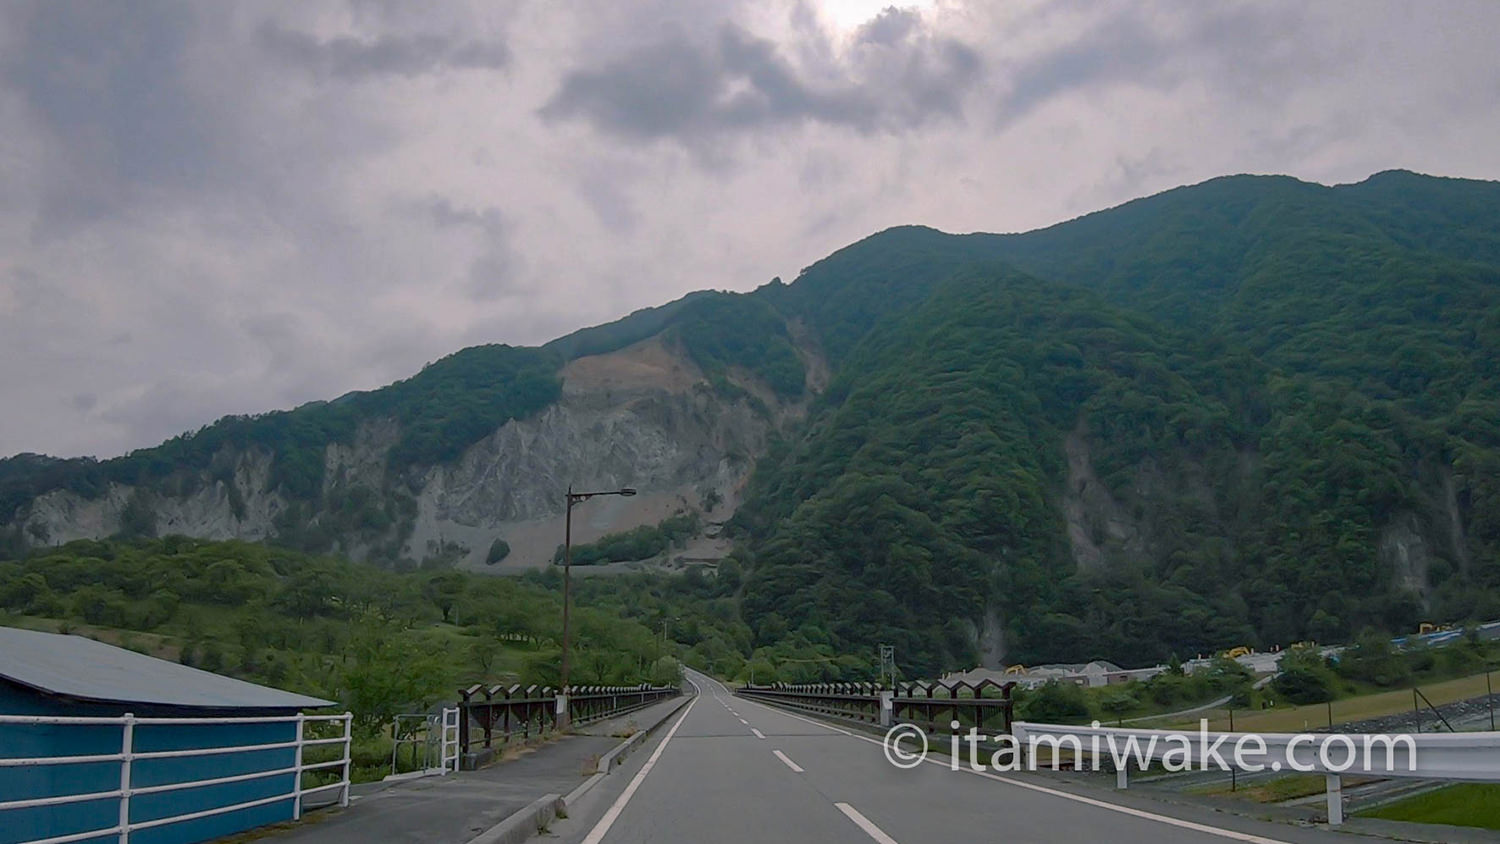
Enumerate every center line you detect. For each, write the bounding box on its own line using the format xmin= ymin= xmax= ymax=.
xmin=772 ymin=749 xmax=804 ymax=773
xmin=738 ymin=717 xmax=748 ymax=725
xmin=751 ymin=728 xmax=766 ymax=739
xmin=836 ymin=803 xmax=900 ymax=844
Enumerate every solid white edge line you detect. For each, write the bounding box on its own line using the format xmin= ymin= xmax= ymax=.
xmin=741 ymin=694 xmax=1289 ymax=844
xmin=752 ymin=728 xmax=766 ymax=739
xmin=772 ymin=749 xmax=804 ymax=773
xmin=835 ymin=802 xmax=900 ymax=844
xmin=580 ymin=678 xmax=700 ymax=844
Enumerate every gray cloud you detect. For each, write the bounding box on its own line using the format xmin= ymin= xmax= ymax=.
xmin=996 ymin=4 xmax=1309 ymax=127
xmin=856 ymin=7 xmax=920 ymax=47
xmin=257 ymin=23 xmax=509 ymax=80
xmin=1 ymin=1 xmax=224 ymax=232
xmin=0 ymin=0 xmax=1497 ymax=460
xmin=540 ymin=18 xmax=981 ymax=142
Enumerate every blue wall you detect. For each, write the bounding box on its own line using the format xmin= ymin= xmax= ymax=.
xmin=0 ymin=683 xmax=301 ymax=844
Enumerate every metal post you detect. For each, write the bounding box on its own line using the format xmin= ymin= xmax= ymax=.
xmin=1488 ymin=670 xmax=1494 ymax=732
xmin=1414 ymin=688 xmax=1420 ymax=733
xmin=1229 ymin=708 xmax=1236 ymax=793
xmin=1325 ymin=774 xmax=1343 ymax=825
xmin=560 ymin=488 xmax=574 ymax=729
xmin=292 ymin=712 xmax=305 ymax=821
xmin=340 ymin=713 xmax=353 ymax=808
xmin=119 ymin=713 xmax=135 ymax=844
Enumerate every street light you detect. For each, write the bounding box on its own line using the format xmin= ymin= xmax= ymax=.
xmin=559 ymin=484 xmax=636 ymax=728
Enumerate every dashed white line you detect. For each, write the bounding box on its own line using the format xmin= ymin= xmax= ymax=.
xmin=751 ymin=728 xmax=766 ymax=739
xmin=772 ymin=749 xmax=804 ymax=773
xmin=751 ymin=700 xmax=1289 ymax=844
xmin=738 ymin=717 xmax=748 ymax=725
xmin=835 ymin=803 xmax=900 ymax=844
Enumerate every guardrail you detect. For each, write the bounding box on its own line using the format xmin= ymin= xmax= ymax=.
xmin=456 ymin=683 xmax=679 ymax=768
xmin=737 ymin=680 xmax=1015 ymax=735
xmin=1013 ymin=720 xmax=1500 ymax=825
xmin=0 ymin=710 xmax=352 ymax=844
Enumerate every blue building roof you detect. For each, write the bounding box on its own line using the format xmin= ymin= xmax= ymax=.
xmin=0 ymin=626 xmax=333 ymax=710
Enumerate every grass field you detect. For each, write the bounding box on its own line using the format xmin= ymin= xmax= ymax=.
xmin=1161 ymin=671 xmax=1497 ymax=733
xmin=1192 ymin=774 xmax=1329 ymax=803
xmin=1359 ymin=783 xmax=1500 ymax=830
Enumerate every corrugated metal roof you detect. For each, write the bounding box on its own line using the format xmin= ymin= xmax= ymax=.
xmin=0 ymin=626 xmax=334 ymax=710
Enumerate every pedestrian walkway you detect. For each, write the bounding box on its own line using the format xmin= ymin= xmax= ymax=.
xmin=266 ymin=695 xmax=687 ymax=843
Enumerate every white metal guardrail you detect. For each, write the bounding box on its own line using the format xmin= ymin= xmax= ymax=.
xmin=1013 ymin=721 xmax=1500 ymax=825
xmin=0 ymin=711 xmax=353 ymax=844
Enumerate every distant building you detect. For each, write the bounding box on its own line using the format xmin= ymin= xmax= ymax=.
xmin=0 ymin=626 xmax=333 ymax=844
xmin=945 ymin=660 xmax=1168 ymax=689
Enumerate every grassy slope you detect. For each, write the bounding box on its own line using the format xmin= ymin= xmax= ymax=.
xmin=1360 ymin=783 xmax=1500 ymax=829
xmin=1169 ymin=671 xmax=1498 ymax=732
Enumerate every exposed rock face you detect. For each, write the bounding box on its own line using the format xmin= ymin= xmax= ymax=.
xmin=23 ymin=451 xmax=286 ymax=545
xmin=1061 ymin=426 xmax=1144 ymax=571
xmin=1380 ymin=512 xmax=1433 ymax=598
xmin=407 ymin=337 xmax=792 ymax=568
xmin=14 ymin=336 xmax=813 ymax=571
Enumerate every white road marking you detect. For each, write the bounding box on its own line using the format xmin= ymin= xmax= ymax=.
xmin=738 ymin=717 xmax=748 ymax=725
xmin=773 ymin=749 xmax=804 ymax=773
xmin=580 ymin=679 xmax=700 ymax=844
xmin=811 ymin=719 xmax=1287 ymax=843
xmin=718 ymin=676 xmax=1290 ymax=844
xmin=835 ymin=803 xmax=900 ymax=844
xmin=752 ymin=728 xmax=766 ymax=739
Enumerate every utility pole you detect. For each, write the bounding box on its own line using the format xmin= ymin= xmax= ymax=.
xmin=559 ymin=484 xmax=636 ymax=729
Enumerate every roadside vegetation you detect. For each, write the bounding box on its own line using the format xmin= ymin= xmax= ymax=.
xmin=1359 ymin=783 xmax=1500 ymax=830
xmin=0 ymin=537 xmax=682 ymax=772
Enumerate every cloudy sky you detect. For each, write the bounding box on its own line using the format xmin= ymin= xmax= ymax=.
xmin=1 ymin=0 xmax=1497 ymax=459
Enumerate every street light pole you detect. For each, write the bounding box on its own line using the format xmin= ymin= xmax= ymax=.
xmin=559 ymin=484 xmax=636 ymax=729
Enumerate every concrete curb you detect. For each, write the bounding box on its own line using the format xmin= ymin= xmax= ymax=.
xmin=590 ymin=693 xmax=692 ymax=779
xmin=467 ymin=692 xmax=694 ymax=844
xmin=465 ymin=793 xmax=565 ymax=844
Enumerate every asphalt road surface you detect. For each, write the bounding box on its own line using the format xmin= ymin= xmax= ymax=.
xmin=550 ymin=669 xmax=1410 ymax=844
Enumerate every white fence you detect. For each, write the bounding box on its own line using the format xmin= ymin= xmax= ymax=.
xmin=0 ymin=711 xmax=352 ymax=844
xmin=440 ymin=707 xmax=459 ymax=773
xmin=1013 ymin=721 xmax=1500 ymax=825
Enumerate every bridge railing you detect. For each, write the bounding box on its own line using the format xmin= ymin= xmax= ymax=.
xmin=737 ymin=680 xmax=1015 ymax=735
xmin=456 ymin=683 xmax=680 ymax=768
xmin=1013 ymin=720 xmax=1500 ymax=825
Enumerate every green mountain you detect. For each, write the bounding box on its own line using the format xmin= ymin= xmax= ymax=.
xmin=5 ymin=169 xmax=1500 ymax=678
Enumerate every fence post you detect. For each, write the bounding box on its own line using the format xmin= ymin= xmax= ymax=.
xmin=340 ymin=713 xmax=353 ymax=808
xmin=292 ymin=712 xmax=305 ymax=821
xmin=879 ymin=690 xmax=894 ymax=727
xmin=119 ymin=712 xmax=135 ymax=844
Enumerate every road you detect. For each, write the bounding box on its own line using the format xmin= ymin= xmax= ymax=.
xmin=550 ymin=669 xmax=1404 ymax=844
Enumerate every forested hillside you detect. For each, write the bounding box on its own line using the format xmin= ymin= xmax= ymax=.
xmin=5 ymin=170 xmax=1500 ymax=678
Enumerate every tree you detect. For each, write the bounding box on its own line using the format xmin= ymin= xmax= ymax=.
xmin=1019 ymin=681 xmax=1093 ymax=724
xmin=1272 ymin=647 xmax=1336 ymax=704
